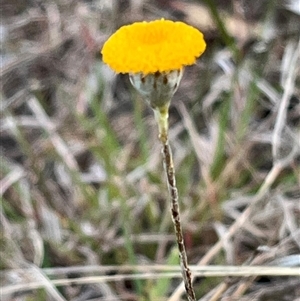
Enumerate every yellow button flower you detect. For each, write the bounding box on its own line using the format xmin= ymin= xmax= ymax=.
xmin=101 ymin=19 xmax=206 ymax=74
xmin=101 ymin=19 xmax=207 ymax=144
xmin=102 ymin=21 xmax=207 ymax=301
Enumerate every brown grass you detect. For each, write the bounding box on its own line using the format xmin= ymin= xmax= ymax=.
xmin=1 ymin=0 xmax=300 ymax=300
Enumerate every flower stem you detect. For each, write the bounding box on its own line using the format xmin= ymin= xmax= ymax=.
xmin=155 ymin=108 xmax=196 ymax=301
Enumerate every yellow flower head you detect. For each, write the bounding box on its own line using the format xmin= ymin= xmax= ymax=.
xmin=101 ymin=19 xmax=206 ymax=74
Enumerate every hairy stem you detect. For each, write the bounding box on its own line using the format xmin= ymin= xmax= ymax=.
xmin=155 ymin=108 xmax=196 ymax=301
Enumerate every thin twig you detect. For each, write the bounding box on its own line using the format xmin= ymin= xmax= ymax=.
xmin=272 ymin=40 xmax=300 ymax=160
xmin=27 ymin=97 xmax=79 ymax=171
xmin=2 ymin=265 xmax=299 ymax=297
xmin=4 ymin=264 xmax=300 ymax=276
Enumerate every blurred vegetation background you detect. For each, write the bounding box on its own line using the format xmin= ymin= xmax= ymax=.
xmin=1 ymin=0 xmax=300 ymax=300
